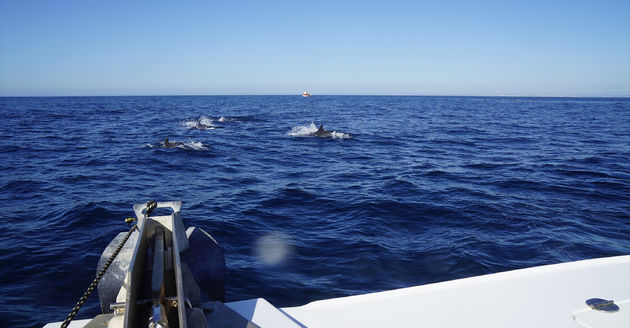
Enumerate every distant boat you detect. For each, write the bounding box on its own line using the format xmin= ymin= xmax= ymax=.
xmin=302 ymin=91 xmax=312 ymax=97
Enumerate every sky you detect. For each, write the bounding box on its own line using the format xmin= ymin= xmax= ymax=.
xmin=0 ymin=0 xmax=629 ymax=97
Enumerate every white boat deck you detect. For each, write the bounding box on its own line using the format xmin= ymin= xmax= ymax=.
xmin=271 ymin=255 xmax=629 ymax=328
xmin=44 ymin=255 xmax=630 ymax=328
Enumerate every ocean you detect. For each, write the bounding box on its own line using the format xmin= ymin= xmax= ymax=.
xmin=1 ymin=95 xmax=629 ymax=327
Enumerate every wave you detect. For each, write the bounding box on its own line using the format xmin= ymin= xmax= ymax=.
xmin=288 ymin=122 xmax=318 ymax=136
xmin=218 ymin=116 xmax=238 ymax=122
xmin=144 ymin=139 xmax=208 ymax=150
xmin=287 ymin=122 xmax=351 ymax=139
xmin=183 ymin=115 xmax=242 ymax=129
xmin=183 ymin=116 xmax=215 ymax=130
xmin=330 ymin=131 xmax=352 ymax=139
xmin=180 ymin=140 xmax=208 ymax=150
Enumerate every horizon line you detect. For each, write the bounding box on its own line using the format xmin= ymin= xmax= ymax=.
xmin=1 ymin=93 xmax=629 ymax=98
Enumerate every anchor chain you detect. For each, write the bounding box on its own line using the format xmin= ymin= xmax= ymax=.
xmin=60 ymin=219 xmax=140 ymax=327
xmin=60 ymin=201 xmax=157 ymax=327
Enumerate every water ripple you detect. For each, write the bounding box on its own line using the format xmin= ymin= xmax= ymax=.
xmin=0 ymin=96 xmax=629 ymax=328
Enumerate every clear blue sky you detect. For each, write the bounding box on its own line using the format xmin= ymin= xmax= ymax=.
xmin=1 ymin=0 xmax=628 ymax=96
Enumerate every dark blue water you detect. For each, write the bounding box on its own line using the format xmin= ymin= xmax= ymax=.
xmin=1 ymin=96 xmax=629 ymax=327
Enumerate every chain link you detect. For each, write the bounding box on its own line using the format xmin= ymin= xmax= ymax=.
xmin=60 ymin=223 xmax=138 ymax=328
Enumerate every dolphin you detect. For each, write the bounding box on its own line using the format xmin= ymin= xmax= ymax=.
xmin=314 ymin=125 xmax=333 ymax=138
xmin=163 ymin=137 xmax=183 ymax=148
